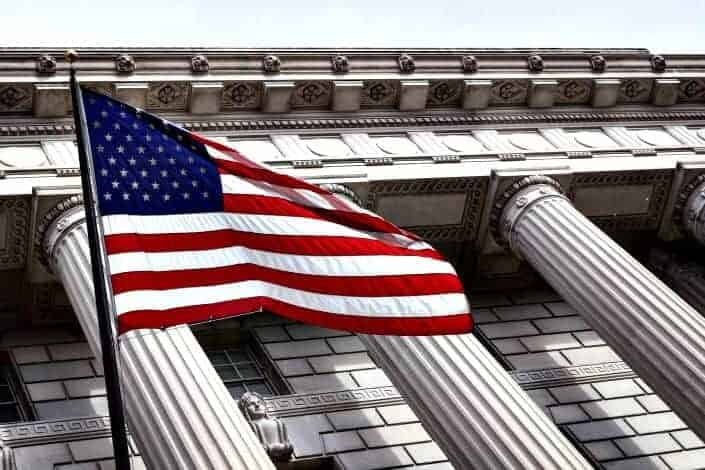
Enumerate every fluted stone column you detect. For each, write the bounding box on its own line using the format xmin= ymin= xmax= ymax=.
xmin=361 ymin=334 xmax=592 ymax=469
xmin=39 ymin=196 xmax=276 ymax=470
xmin=320 ymin=185 xmax=591 ymax=470
xmin=494 ymin=175 xmax=705 ymax=439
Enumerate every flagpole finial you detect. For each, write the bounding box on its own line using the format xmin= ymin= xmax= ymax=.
xmin=64 ymin=49 xmax=79 ymax=64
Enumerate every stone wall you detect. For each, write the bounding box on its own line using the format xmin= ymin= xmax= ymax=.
xmin=1 ymin=288 xmax=705 ymax=469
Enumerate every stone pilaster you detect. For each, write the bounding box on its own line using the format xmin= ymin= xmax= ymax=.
xmin=39 ymin=196 xmax=276 ymax=470
xmin=495 ymin=176 xmax=705 ymax=439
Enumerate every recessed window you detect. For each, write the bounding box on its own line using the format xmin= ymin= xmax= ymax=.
xmin=206 ymin=347 xmax=275 ymax=400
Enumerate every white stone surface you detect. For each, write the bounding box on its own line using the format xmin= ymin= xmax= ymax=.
xmin=375 ymin=136 xmax=420 ymax=155
xmin=441 ymin=135 xmax=485 ymax=153
xmin=306 ymin=138 xmax=352 ymax=158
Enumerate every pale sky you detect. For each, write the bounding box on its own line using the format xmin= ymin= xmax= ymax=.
xmin=2 ymin=0 xmax=704 ymax=52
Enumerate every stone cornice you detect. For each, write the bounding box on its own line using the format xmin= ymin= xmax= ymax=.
xmin=3 ymin=108 xmax=705 ymax=139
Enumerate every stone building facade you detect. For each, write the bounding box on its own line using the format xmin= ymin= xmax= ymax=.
xmin=0 ymin=47 xmax=704 ymax=469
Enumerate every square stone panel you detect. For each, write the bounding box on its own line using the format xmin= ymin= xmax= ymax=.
xmin=0 ymin=84 xmax=33 ymax=113
xmin=361 ymin=80 xmax=399 ymax=107
xmin=146 ymin=82 xmax=189 ymax=111
xmin=366 ymin=177 xmax=487 ymax=242
xmin=222 ymin=82 xmax=262 ymax=110
xmin=290 ymin=81 xmax=332 ymax=108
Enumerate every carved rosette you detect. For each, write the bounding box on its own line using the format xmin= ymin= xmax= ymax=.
xmin=222 ymin=82 xmax=262 ymax=110
xmin=490 ymin=80 xmax=528 ymax=105
xmin=115 ymin=54 xmax=135 ymax=74
xmin=461 ymin=55 xmax=478 ymax=73
xmin=590 ymin=55 xmax=607 ymax=73
xmin=619 ymin=79 xmax=653 ymax=103
xmin=556 ymin=79 xmax=592 ymax=104
xmin=36 ymin=54 xmax=57 ymax=75
xmin=361 ymin=80 xmax=399 ymax=107
xmin=398 ymin=54 xmax=416 ymax=73
xmin=679 ymin=79 xmax=705 ymax=101
xmin=147 ymin=82 xmax=189 ymax=110
xmin=651 ymin=54 xmax=667 ymax=72
xmin=263 ymin=55 xmax=281 ymax=73
xmin=290 ymin=81 xmax=332 ymax=108
xmin=331 ymin=55 xmax=349 ymax=73
xmin=191 ymin=54 xmax=210 ymax=73
xmin=527 ymin=54 xmax=544 ymax=72
xmin=428 ymin=80 xmax=462 ymax=106
xmin=0 ymin=84 xmax=33 ymax=113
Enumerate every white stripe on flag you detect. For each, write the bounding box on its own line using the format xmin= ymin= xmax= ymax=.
xmin=107 ymin=245 xmax=456 ymax=276
xmin=113 ymin=280 xmax=469 ymax=317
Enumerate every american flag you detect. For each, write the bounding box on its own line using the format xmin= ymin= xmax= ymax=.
xmin=81 ymin=88 xmax=472 ymax=335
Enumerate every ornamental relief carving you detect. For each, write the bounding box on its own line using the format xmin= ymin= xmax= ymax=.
xmin=290 ymin=81 xmax=332 ymax=108
xmin=0 ymin=197 xmax=29 ymax=270
xmin=222 ymin=82 xmax=262 ymax=110
xmin=556 ymin=79 xmax=592 ymax=104
xmin=366 ymin=177 xmax=487 ymax=242
xmin=489 ymin=80 xmax=528 ymax=105
xmin=0 ymin=84 xmax=33 ymax=113
xmin=568 ymin=171 xmax=672 ymax=232
xmin=361 ymin=80 xmax=399 ymax=107
xmin=147 ymin=82 xmax=189 ymax=111
xmin=679 ymin=79 xmax=705 ymax=102
xmin=83 ymin=83 xmax=114 ymax=97
xmin=427 ymin=80 xmax=462 ymax=106
xmin=619 ymin=79 xmax=653 ymax=103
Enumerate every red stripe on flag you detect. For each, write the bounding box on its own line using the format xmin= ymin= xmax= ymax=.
xmin=221 ymin=193 xmax=420 ymax=241
xmin=105 ymin=230 xmax=443 ymax=259
xmin=110 ymin=265 xmax=464 ymax=296
xmin=117 ymin=297 xmax=473 ymax=336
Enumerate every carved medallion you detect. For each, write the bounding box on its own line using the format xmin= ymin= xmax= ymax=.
xmin=398 ymin=54 xmax=415 ymax=73
xmin=36 ymin=54 xmax=57 ymax=75
xmin=115 ymin=54 xmax=135 ymax=74
xmin=331 ymin=55 xmax=349 ymax=73
xmin=0 ymin=85 xmax=32 ymax=113
xmin=290 ymin=81 xmax=332 ymax=108
xmin=147 ymin=82 xmax=189 ymax=110
xmin=263 ymin=55 xmax=281 ymax=73
xmin=590 ymin=55 xmax=607 ymax=73
xmin=191 ymin=54 xmax=210 ymax=73
xmin=222 ymin=82 xmax=262 ymax=109
xmin=461 ymin=55 xmax=478 ymax=73
xmin=428 ymin=80 xmax=462 ymax=106
xmin=527 ymin=54 xmax=544 ymax=72
xmin=679 ymin=79 xmax=705 ymax=102
xmin=556 ymin=79 xmax=592 ymax=104
xmin=619 ymin=79 xmax=653 ymax=103
xmin=361 ymin=80 xmax=399 ymax=107
xmin=651 ymin=55 xmax=667 ymax=72
xmin=490 ymin=80 xmax=528 ymax=105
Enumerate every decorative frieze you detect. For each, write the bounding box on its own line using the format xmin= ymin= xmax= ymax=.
xmin=427 ymin=80 xmax=462 ymax=106
xmin=490 ymin=79 xmax=528 ymax=105
xmin=619 ymin=78 xmax=653 ymax=103
xmin=556 ymin=79 xmax=592 ymax=105
xmin=0 ymin=197 xmax=29 ymax=270
xmin=678 ymin=79 xmax=705 ymax=101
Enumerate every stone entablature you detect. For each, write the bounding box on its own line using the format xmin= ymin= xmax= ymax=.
xmin=1 ymin=48 xmax=705 ymax=117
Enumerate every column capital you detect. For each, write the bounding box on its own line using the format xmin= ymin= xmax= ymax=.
xmin=34 ymin=194 xmax=84 ymax=271
xmin=318 ymin=183 xmax=364 ymax=206
xmin=489 ymin=175 xmax=565 ymax=252
xmin=675 ymin=172 xmax=705 ymax=243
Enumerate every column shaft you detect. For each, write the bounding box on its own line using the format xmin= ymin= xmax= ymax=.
xmin=45 ymin=204 xmax=275 ymax=470
xmin=501 ymin=182 xmax=705 ymax=439
xmin=360 ymin=334 xmax=592 ymax=470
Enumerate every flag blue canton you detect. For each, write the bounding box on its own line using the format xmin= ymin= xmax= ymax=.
xmin=82 ymin=88 xmax=224 ymax=216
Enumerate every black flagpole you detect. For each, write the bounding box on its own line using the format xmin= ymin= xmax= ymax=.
xmin=65 ymin=50 xmax=132 ymax=470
